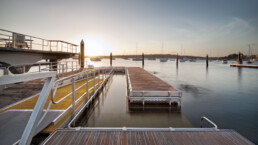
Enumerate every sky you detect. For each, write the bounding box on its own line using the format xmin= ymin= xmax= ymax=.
xmin=0 ymin=0 xmax=258 ymax=56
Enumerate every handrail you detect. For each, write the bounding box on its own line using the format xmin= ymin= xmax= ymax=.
xmin=0 ymin=28 xmax=78 ymax=53
xmin=67 ymin=69 xmax=114 ymax=129
xmin=200 ymin=116 xmax=218 ymax=130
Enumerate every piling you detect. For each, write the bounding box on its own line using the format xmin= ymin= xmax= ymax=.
xmin=80 ymin=40 xmax=84 ymax=69
xmin=110 ymin=53 xmax=112 ymax=66
xmin=142 ymin=53 xmax=144 ymax=67
xmin=238 ymin=52 xmax=243 ymax=64
xmin=206 ymin=54 xmax=209 ymax=68
xmin=176 ymin=53 xmax=178 ymax=68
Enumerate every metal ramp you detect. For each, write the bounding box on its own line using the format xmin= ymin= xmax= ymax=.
xmin=0 ymin=110 xmax=63 ymax=145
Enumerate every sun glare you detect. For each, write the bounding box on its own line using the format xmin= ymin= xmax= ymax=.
xmin=83 ymin=36 xmax=110 ymax=56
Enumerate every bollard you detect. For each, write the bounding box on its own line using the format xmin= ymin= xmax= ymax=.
xmin=80 ymin=40 xmax=85 ymax=69
xmin=110 ymin=52 xmax=112 ymax=66
xmin=206 ymin=54 xmax=209 ymax=68
xmin=176 ymin=53 xmax=179 ymax=68
xmin=142 ymin=53 xmax=144 ymax=68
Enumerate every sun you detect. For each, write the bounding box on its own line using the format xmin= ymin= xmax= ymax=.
xmin=83 ymin=36 xmax=110 ymax=56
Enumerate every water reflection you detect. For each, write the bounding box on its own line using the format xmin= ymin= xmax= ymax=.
xmin=237 ymin=67 xmax=242 ymax=83
xmin=77 ymin=75 xmax=192 ymax=128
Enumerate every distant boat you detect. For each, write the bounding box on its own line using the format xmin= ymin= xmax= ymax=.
xmin=180 ymin=58 xmax=187 ymax=62
xmin=148 ymin=58 xmax=156 ymax=60
xmin=122 ymin=57 xmax=129 ymax=60
xmin=189 ymin=59 xmax=196 ymax=62
xmin=160 ymin=56 xmax=168 ymax=62
xmin=222 ymin=60 xmax=228 ymax=64
xmin=90 ymin=58 xmax=101 ymax=61
xmin=132 ymin=57 xmax=142 ymax=61
xmin=247 ymin=59 xmax=255 ymax=64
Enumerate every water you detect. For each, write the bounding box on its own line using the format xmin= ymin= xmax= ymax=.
xmin=78 ymin=58 xmax=258 ymax=143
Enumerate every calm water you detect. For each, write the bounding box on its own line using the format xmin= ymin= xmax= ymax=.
xmin=77 ymin=58 xmax=258 ymax=143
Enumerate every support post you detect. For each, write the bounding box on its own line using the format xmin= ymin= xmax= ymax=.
xmin=176 ymin=53 xmax=179 ymax=68
xmin=93 ymin=71 xmax=95 ymax=93
xmin=86 ymin=72 xmax=89 ymax=98
xmin=80 ymin=40 xmax=85 ymax=69
xmin=206 ymin=54 xmax=209 ymax=68
xmin=110 ymin=52 xmax=112 ymax=66
xmin=142 ymin=53 xmax=144 ymax=68
xmin=71 ymin=78 xmax=76 ymax=118
xmin=238 ymin=52 xmax=243 ymax=64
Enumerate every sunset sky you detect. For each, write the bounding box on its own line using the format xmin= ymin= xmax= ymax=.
xmin=1 ymin=0 xmax=258 ymax=56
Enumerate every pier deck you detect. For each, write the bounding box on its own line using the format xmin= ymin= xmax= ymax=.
xmin=0 ymin=76 xmax=103 ymax=144
xmin=230 ymin=64 xmax=258 ymax=68
xmin=43 ymin=129 xmax=253 ymax=145
xmin=126 ymin=67 xmax=182 ymax=106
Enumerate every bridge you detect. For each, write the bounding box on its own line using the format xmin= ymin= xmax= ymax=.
xmin=0 ymin=29 xmax=78 ymax=73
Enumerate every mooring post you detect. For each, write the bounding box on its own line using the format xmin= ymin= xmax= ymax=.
xmin=176 ymin=53 xmax=179 ymax=68
xmin=238 ymin=51 xmax=243 ymax=64
xmin=110 ymin=52 xmax=112 ymax=67
xmin=206 ymin=54 xmax=209 ymax=68
xmin=142 ymin=53 xmax=144 ymax=68
xmin=80 ymin=40 xmax=85 ymax=69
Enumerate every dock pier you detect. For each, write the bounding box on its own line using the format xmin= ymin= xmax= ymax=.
xmin=126 ymin=67 xmax=182 ymax=107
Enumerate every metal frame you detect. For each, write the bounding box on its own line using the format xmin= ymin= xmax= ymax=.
xmin=200 ymin=116 xmax=218 ymax=130
xmin=0 ymin=29 xmax=77 ymax=53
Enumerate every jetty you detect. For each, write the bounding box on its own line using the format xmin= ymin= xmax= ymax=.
xmin=230 ymin=64 xmax=258 ymax=68
xmin=126 ymin=67 xmax=182 ymax=106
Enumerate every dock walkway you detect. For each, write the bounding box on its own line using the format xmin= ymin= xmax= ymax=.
xmin=126 ymin=67 xmax=182 ymax=106
xmin=230 ymin=64 xmax=258 ymax=68
xmin=43 ymin=129 xmax=254 ymax=145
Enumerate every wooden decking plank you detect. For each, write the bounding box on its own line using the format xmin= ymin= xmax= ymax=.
xmin=43 ymin=130 xmax=254 ymax=145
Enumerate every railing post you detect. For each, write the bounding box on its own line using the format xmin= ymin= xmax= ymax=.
xmin=30 ymin=36 xmax=32 ymax=50
xmin=86 ymin=72 xmax=89 ymax=98
xmin=71 ymin=78 xmax=76 ymax=118
xmin=93 ymin=71 xmax=95 ymax=93
xmin=98 ymin=69 xmax=100 ymax=86
xmin=66 ymin=62 xmax=68 ymax=72
xmin=62 ymin=64 xmax=64 ymax=77
xmin=72 ymin=61 xmax=74 ymax=72
xmin=39 ymin=64 xmax=41 ymax=72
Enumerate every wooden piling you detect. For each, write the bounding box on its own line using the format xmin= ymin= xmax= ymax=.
xmin=238 ymin=52 xmax=243 ymax=64
xmin=176 ymin=53 xmax=178 ymax=68
xmin=80 ymin=40 xmax=84 ymax=69
xmin=110 ymin=53 xmax=112 ymax=66
xmin=206 ymin=54 xmax=209 ymax=68
xmin=142 ymin=53 xmax=144 ymax=67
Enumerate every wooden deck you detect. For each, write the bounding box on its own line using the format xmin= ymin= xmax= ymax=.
xmin=43 ymin=129 xmax=254 ymax=145
xmin=127 ymin=67 xmax=176 ymax=91
xmin=126 ymin=67 xmax=181 ymax=106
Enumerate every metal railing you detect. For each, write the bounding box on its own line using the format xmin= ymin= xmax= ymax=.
xmin=1 ymin=61 xmax=80 ymax=77
xmin=67 ymin=69 xmax=114 ymax=128
xmin=0 ymin=29 xmax=77 ymax=53
xmin=200 ymin=116 xmax=218 ymax=130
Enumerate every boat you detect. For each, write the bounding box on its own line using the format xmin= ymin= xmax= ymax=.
xmin=180 ymin=58 xmax=187 ymax=62
xmin=122 ymin=57 xmax=129 ymax=60
xmin=148 ymin=58 xmax=156 ymax=60
xmin=160 ymin=57 xmax=168 ymax=62
xmin=90 ymin=58 xmax=101 ymax=61
xmin=189 ymin=59 xmax=196 ymax=62
xmin=222 ymin=60 xmax=228 ymax=64
xmin=132 ymin=57 xmax=142 ymax=61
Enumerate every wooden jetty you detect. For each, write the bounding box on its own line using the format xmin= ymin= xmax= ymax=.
xmin=126 ymin=67 xmax=182 ymax=106
xmin=42 ymin=128 xmax=254 ymax=145
xmin=230 ymin=64 xmax=258 ymax=68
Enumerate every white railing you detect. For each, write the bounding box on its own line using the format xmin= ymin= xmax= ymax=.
xmin=0 ymin=71 xmax=56 ymax=145
xmin=0 ymin=29 xmax=77 ymax=53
